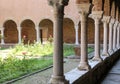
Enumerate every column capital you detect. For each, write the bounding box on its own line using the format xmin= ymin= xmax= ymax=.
xmin=48 ymin=0 xmax=69 ymax=7
xmin=115 ymin=20 xmax=119 ymax=25
xmin=35 ymin=26 xmax=39 ymax=30
xmin=74 ymin=25 xmax=79 ymax=29
xmin=102 ymin=16 xmax=111 ymax=23
xmin=48 ymin=0 xmax=68 ymax=19
xmin=110 ymin=18 xmax=115 ymax=24
xmin=0 ymin=27 xmax=4 ymax=31
xmin=17 ymin=26 xmax=21 ymax=30
xmin=90 ymin=11 xmax=103 ymax=20
xmin=76 ymin=3 xmax=92 ymax=15
xmin=114 ymin=20 xmax=119 ymax=28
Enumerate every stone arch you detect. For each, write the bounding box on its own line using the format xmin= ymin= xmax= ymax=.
xmin=104 ymin=0 xmax=110 ymax=16
xmin=92 ymin=0 xmax=103 ymax=11
xmin=39 ymin=19 xmax=53 ymax=43
xmin=76 ymin=0 xmax=90 ymax=4
xmin=115 ymin=6 xmax=119 ymax=20
xmin=87 ymin=18 xmax=103 ymax=44
xmin=21 ymin=19 xmax=36 ymax=44
xmin=3 ymin=20 xmax=18 ymax=43
xmin=63 ymin=18 xmax=75 ymax=43
xmin=110 ymin=1 xmax=115 ymax=18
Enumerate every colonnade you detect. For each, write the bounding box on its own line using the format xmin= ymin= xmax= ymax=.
xmin=47 ymin=0 xmax=120 ymax=84
xmin=0 ymin=21 xmax=81 ymax=45
xmin=0 ymin=26 xmax=41 ymax=44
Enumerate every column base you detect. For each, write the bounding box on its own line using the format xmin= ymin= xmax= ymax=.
xmin=75 ymin=42 xmax=79 ymax=45
xmin=113 ymin=48 xmax=117 ymax=52
xmin=102 ymin=52 xmax=110 ymax=56
xmin=1 ymin=42 xmax=5 ymax=45
xmin=108 ymin=49 xmax=114 ymax=55
xmin=49 ymin=75 xmax=69 ymax=84
xmin=92 ymin=56 xmax=103 ymax=62
xmin=78 ymin=62 xmax=91 ymax=71
xmin=117 ymin=46 xmax=120 ymax=49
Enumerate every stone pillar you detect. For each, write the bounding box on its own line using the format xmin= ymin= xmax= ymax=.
xmin=91 ymin=11 xmax=103 ymax=62
xmin=117 ymin=23 xmax=120 ymax=49
xmin=48 ymin=0 xmax=69 ymax=84
xmin=108 ymin=19 xmax=115 ymax=54
xmin=113 ymin=20 xmax=119 ymax=51
xmin=102 ymin=16 xmax=110 ymax=56
xmin=76 ymin=3 xmax=91 ymax=70
xmin=17 ymin=27 xmax=22 ymax=44
xmin=35 ymin=26 xmax=40 ymax=42
xmin=1 ymin=28 xmax=5 ymax=44
xmin=75 ymin=25 xmax=79 ymax=45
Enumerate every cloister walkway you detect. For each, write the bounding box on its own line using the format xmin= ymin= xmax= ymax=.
xmin=101 ymin=57 xmax=120 ymax=84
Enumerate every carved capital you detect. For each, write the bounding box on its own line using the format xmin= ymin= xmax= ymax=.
xmin=0 ymin=27 xmax=4 ymax=31
xmin=48 ymin=0 xmax=69 ymax=6
xmin=90 ymin=11 xmax=103 ymax=20
xmin=76 ymin=3 xmax=91 ymax=15
xmin=114 ymin=20 xmax=119 ymax=26
xmin=102 ymin=16 xmax=111 ymax=23
xmin=110 ymin=18 xmax=115 ymax=24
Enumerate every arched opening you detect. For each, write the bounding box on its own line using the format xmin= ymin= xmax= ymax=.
xmin=3 ymin=20 xmax=18 ymax=43
xmin=87 ymin=18 xmax=95 ymax=44
xmin=100 ymin=22 xmax=104 ymax=44
xmin=21 ymin=19 xmax=36 ymax=44
xmin=63 ymin=18 xmax=75 ymax=44
xmin=39 ymin=19 xmax=53 ymax=43
xmin=87 ymin=18 xmax=103 ymax=44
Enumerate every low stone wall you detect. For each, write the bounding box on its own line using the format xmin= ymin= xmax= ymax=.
xmin=0 ymin=44 xmax=16 ymax=48
xmin=72 ymin=50 xmax=120 ymax=84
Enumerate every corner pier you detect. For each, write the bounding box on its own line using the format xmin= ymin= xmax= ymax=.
xmin=65 ymin=49 xmax=120 ymax=84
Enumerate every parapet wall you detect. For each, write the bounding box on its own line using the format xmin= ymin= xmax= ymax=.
xmin=65 ymin=50 xmax=120 ymax=84
xmin=73 ymin=50 xmax=120 ymax=84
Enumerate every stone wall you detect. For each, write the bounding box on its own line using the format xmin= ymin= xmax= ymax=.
xmin=72 ymin=50 xmax=120 ymax=84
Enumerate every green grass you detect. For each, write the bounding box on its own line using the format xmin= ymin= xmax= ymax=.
xmin=0 ymin=57 xmax=53 ymax=83
xmin=0 ymin=42 xmax=93 ymax=83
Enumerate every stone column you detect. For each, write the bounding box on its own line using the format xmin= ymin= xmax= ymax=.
xmin=35 ymin=26 xmax=40 ymax=42
xmin=48 ymin=0 xmax=69 ymax=84
xmin=113 ymin=20 xmax=119 ymax=51
xmin=1 ymin=28 xmax=5 ymax=44
xmin=102 ymin=16 xmax=110 ymax=56
xmin=108 ymin=19 xmax=115 ymax=54
xmin=75 ymin=25 xmax=79 ymax=45
xmin=91 ymin=11 xmax=103 ymax=62
xmin=117 ymin=23 xmax=120 ymax=49
xmin=76 ymin=3 xmax=91 ymax=70
xmin=17 ymin=27 xmax=22 ymax=44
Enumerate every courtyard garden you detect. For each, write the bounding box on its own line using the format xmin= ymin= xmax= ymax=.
xmin=0 ymin=42 xmax=93 ymax=83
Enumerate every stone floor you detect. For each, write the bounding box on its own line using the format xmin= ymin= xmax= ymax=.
xmin=101 ymin=59 xmax=120 ymax=84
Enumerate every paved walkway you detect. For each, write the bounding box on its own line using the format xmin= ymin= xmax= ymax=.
xmin=101 ymin=58 xmax=120 ymax=84
xmin=10 ymin=58 xmax=80 ymax=84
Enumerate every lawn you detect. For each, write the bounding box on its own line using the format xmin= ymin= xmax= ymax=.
xmin=0 ymin=42 xmax=93 ymax=83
